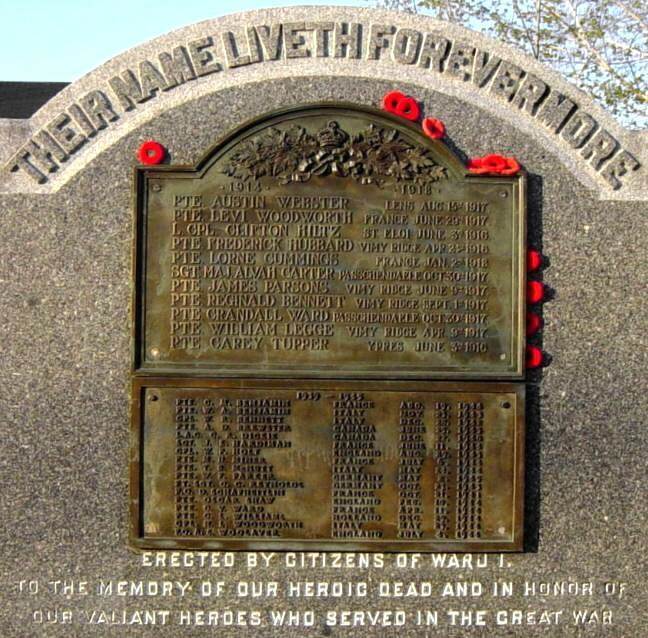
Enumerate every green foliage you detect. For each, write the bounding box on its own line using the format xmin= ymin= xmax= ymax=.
xmin=371 ymin=0 xmax=647 ymax=128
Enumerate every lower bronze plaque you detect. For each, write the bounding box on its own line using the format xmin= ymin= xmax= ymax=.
xmin=131 ymin=378 xmax=524 ymax=551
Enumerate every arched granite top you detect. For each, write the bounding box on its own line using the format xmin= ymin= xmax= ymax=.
xmin=0 ymin=6 xmax=645 ymax=199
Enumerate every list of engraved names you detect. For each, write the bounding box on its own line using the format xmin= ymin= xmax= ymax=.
xmin=151 ymin=182 xmax=518 ymax=375
xmin=140 ymin=385 xmax=519 ymax=547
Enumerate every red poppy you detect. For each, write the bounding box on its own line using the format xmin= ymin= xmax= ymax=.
xmin=482 ymin=154 xmax=509 ymax=171
xmin=466 ymin=157 xmax=485 ymax=173
xmin=422 ymin=117 xmax=446 ymax=140
xmin=381 ymin=91 xmax=405 ymax=113
xmin=527 ymin=249 xmax=543 ymax=272
xmin=501 ymin=157 xmax=521 ymax=175
xmin=381 ymin=91 xmax=420 ymax=121
xmin=526 ymin=312 xmax=543 ymax=336
xmin=138 ymin=140 xmax=166 ymax=165
xmin=395 ymin=96 xmax=420 ymax=121
xmin=527 ymin=280 xmax=545 ymax=304
xmin=526 ymin=345 xmax=543 ymax=369
xmin=467 ymin=154 xmax=521 ymax=176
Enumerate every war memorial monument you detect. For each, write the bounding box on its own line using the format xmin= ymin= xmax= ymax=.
xmin=0 ymin=5 xmax=646 ymax=636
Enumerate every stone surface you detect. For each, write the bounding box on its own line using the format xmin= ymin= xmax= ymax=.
xmin=0 ymin=6 xmax=646 ymax=637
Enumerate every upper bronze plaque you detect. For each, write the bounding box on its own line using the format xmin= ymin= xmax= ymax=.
xmin=134 ymin=105 xmax=526 ymax=379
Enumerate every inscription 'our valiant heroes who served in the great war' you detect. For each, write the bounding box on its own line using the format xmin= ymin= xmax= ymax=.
xmin=135 ymin=105 xmax=525 ymax=379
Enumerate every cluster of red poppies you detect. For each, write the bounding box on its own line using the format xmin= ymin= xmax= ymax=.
xmin=381 ymin=90 xmax=522 ymax=176
xmin=467 ymin=154 xmax=520 ymax=176
xmin=382 ymin=91 xmax=446 ymax=141
xmin=383 ymin=89 xmax=546 ymax=370
xmin=526 ymin=249 xmax=547 ymax=369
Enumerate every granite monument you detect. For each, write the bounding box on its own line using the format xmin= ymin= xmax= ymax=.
xmin=0 ymin=6 xmax=646 ymax=636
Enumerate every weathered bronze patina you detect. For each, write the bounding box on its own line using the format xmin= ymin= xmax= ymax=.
xmin=133 ymin=104 xmax=526 ymax=379
xmin=131 ymin=378 xmax=524 ymax=552
xmin=131 ymin=104 xmax=527 ymax=552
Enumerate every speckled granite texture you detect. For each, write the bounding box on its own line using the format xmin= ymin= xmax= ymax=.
xmin=0 ymin=7 xmax=646 ymax=637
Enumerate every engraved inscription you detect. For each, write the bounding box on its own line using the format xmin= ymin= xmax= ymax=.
xmin=10 ymin=21 xmax=640 ymax=191
xmin=332 ymin=393 xmax=383 ymax=539
xmin=173 ymin=396 xmax=305 ymax=537
xmin=138 ymin=107 xmax=525 ymax=378
xmin=433 ymin=401 xmax=452 ymax=538
xmin=397 ymin=400 xmax=426 ymax=539
xmin=456 ymin=402 xmax=484 ymax=540
xmin=175 ymin=398 xmax=198 ymax=535
xmin=135 ymin=381 xmax=523 ymax=551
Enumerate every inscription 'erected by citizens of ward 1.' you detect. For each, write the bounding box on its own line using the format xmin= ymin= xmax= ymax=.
xmin=132 ymin=379 xmax=524 ymax=551
xmin=136 ymin=105 xmax=525 ymax=378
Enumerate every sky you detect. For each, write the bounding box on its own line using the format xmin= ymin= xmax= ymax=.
xmin=0 ymin=0 xmax=366 ymax=82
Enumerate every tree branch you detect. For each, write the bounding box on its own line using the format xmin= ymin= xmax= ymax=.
xmin=613 ymin=1 xmax=648 ymax=33
xmin=512 ymin=0 xmax=540 ymax=57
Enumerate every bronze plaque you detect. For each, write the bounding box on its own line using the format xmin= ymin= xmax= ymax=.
xmin=130 ymin=378 xmax=524 ymax=552
xmin=134 ymin=104 xmax=526 ymax=379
